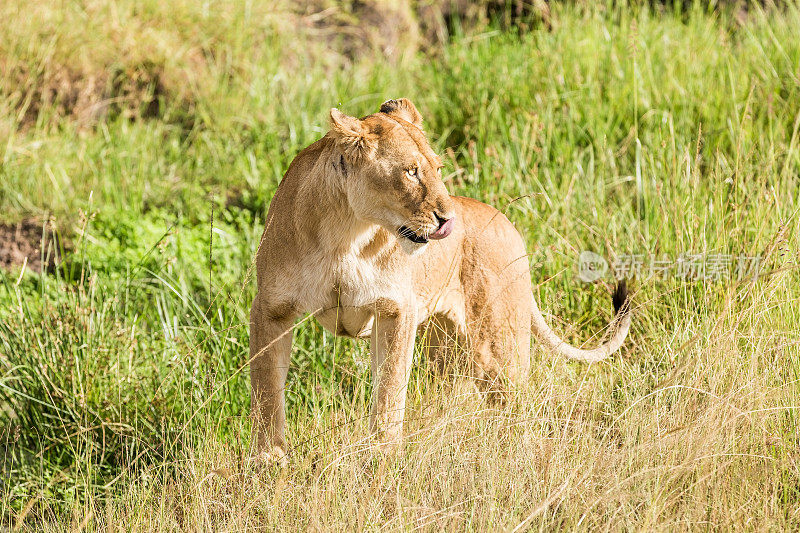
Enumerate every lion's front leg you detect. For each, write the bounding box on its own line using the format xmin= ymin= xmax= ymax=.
xmin=369 ymin=306 xmax=417 ymax=448
xmin=249 ymin=296 xmax=296 ymax=466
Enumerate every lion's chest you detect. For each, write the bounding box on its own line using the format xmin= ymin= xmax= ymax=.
xmin=290 ymin=245 xmax=406 ymax=336
xmin=315 ymin=306 xmax=375 ymax=338
xmin=313 ymin=257 xmax=399 ymax=338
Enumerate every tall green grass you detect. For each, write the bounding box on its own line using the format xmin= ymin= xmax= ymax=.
xmin=1 ymin=1 xmax=799 ymax=529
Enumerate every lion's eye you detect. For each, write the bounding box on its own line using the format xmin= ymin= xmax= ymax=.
xmin=437 ymin=167 xmax=442 ymax=178
xmin=406 ymin=167 xmax=419 ymax=181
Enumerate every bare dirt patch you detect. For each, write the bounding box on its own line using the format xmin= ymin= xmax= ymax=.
xmin=0 ymin=220 xmax=58 ymax=273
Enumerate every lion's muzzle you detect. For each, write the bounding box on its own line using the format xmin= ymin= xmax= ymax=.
xmin=398 ymin=215 xmax=454 ymax=244
xmin=428 ymin=215 xmax=454 ymax=240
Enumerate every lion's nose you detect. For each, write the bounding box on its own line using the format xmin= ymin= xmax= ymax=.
xmin=429 ymin=213 xmax=454 ymax=240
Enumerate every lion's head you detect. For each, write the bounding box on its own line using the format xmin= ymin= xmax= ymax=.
xmin=328 ymin=98 xmax=455 ymax=250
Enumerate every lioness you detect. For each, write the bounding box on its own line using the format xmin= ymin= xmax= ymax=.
xmin=250 ymin=98 xmax=631 ymax=464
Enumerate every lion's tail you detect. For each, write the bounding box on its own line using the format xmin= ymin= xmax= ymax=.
xmin=530 ymin=281 xmax=631 ymax=363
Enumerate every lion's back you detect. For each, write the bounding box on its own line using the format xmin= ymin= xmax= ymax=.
xmin=454 ymin=196 xmax=529 ymax=272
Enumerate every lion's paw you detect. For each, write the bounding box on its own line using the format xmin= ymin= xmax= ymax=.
xmin=249 ymin=446 xmax=289 ymax=471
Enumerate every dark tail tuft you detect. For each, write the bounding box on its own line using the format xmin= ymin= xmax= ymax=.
xmin=612 ymin=280 xmax=629 ymax=315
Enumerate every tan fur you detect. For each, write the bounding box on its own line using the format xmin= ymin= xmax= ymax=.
xmin=249 ymin=98 xmax=631 ymax=464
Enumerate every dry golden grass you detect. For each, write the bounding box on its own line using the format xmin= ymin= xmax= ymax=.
xmin=38 ymin=274 xmax=796 ymax=531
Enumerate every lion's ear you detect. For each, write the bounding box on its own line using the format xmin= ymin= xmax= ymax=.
xmin=379 ymin=98 xmax=423 ymax=129
xmin=329 ymin=108 xmax=376 ymax=162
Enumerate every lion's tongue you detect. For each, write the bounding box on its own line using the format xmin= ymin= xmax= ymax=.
xmin=429 ymin=218 xmax=453 ymax=240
